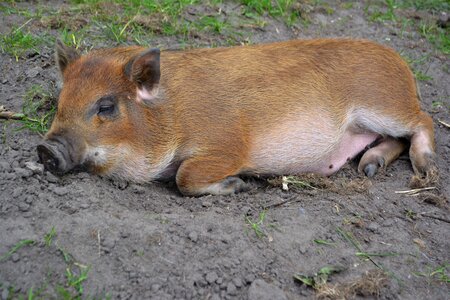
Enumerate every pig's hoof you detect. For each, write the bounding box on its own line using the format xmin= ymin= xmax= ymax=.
xmin=218 ymin=176 xmax=249 ymax=193
xmin=359 ymin=156 xmax=385 ymax=177
xmin=364 ymin=164 xmax=378 ymax=177
xmin=410 ymin=156 xmax=439 ymax=188
xmin=179 ymin=176 xmax=249 ymax=196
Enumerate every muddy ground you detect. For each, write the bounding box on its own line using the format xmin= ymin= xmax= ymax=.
xmin=0 ymin=1 xmax=449 ymax=299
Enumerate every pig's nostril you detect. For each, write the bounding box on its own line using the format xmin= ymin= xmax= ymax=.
xmin=37 ymin=144 xmax=60 ymax=173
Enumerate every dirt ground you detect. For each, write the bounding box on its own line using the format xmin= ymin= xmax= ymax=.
xmin=0 ymin=1 xmax=449 ymax=299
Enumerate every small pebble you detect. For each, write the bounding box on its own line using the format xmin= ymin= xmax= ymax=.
xmin=226 ymin=282 xmax=237 ymax=296
xmin=206 ymin=271 xmax=219 ymax=284
xmin=80 ymin=203 xmax=90 ymax=209
xmin=18 ymin=202 xmax=30 ymax=212
xmin=202 ymin=200 xmax=212 ymax=207
xmin=24 ymin=195 xmax=34 ymax=204
xmin=248 ymin=279 xmax=287 ymax=300
xmin=0 ymin=161 xmax=11 ymax=172
xmin=211 ymin=294 xmax=221 ymax=300
xmin=11 ymin=253 xmax=20 ymax=262
xmin=367 ymin=222 xmax=380 ymax=233
xmin=45 ymin=172 xmax=59 ymax=183
xmin=245 ymin=273 xmax=255 ymax=284
xmin=12 ymin=188 xmax=23 ymax=198
xmin=233 ymin=277 xmax=243 ymax=288
xmin=14 ymin=168 xmax=33 ymax=178
xmin=53 ymin=187 xmax=69 ymax=196
xmin=24 ymin=161 xmax=44 ymax=174
xmin=188 ymin=231 xmax=198 ymax=243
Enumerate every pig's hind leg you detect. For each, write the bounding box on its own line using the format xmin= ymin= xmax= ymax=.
xmin=408 ymin=111 xmax=438 ymax=187
xmin=356 ymin=110 xmax=437 ymax=187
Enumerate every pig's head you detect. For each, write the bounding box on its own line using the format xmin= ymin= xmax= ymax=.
xmin=37 ymin=40 xmax=169 ymax=181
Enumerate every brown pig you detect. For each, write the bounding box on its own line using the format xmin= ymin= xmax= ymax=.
xmin=37 ymin=39 xmax=438 ymax=196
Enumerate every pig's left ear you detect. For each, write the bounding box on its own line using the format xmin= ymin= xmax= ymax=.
xmin=126 ymin=48 xmax=161 ymax=106
xmin=55 ymin=39 xmax=80 ymax=75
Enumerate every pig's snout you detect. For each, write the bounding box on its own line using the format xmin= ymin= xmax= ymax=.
xmin=37 ymin=139 xmax=73 ymax=175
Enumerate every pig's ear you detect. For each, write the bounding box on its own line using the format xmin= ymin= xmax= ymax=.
xmin=55 ymin=39 xmax=80 ymax=74
xmin=126 ymin=48 xmax=161 ymax=105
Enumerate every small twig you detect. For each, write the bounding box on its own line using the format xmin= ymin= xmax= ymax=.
xmin=14 ymin=18 xmax=33 ymax=33
xmin=0 ymin=111 xmax=25 ymax=120
xmin=438 ymin=119 xmax=450 ymax=129
xmin=263 ymin=199 xmax=291 ymax=209
xmin=395 ymin=187 xmax=436 ymax=195
xmin=419 ymin=213 xmax=450 ymax=224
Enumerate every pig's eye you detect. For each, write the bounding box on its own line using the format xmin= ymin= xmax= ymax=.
xmin=96 ymin=96 xmax=117 ymax=118
xmin=98 ymin=104 xmax=115 ymax=115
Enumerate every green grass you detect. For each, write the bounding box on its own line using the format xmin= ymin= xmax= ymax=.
xmin=60 ymin=27 xmax=87 ymax=50
xmin=245 ymin=209 xmax=283 ymax=239
xmin=400 ymin=0 xmax=449 ymax=11
xmin=197 ymin=16 xmax=228 ymax=34
xmin=246 ymin=210 xmax=267 ymax=238
xmin=0 ymin=229 xmax=107 ymax=299
xmin=413 ymin=263 xmax=450 ymax=283
xmin=0 ymin=239 xmax=35 ymax=261
xmin=418 ymin=21 xmax=450 ymax=55
xmin=367 ymin=0 xmax=398 ymax=22
xmin=314 ymin=239 xmax=337 ymax=246
xmin=402 ymin=53 xmax=434 ymax=81
xmin=44 ymin=227 xmax=57 ymax=247
xmin=294 ymin=265 xmax=346 ymax=288
xmin=0 ymin=21 xmax=42 ymax=61
xmin=17 ymin=85 xmax=56 ymax=134
xmin=241 ymin=0 xmax=301 ymax=26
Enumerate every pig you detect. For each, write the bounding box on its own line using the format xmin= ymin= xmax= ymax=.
xmin=37 ymin=39 xmax=438 ymax=196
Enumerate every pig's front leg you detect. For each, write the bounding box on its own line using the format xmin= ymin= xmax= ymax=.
xmin=175 ymin=155 xmax=248 ymax=196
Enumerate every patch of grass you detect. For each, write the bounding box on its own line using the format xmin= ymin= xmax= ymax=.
xmin=0 ymin=21 xmax=42 ymax=61
xmin=60 ymin=27 xmax=87 ymax=50
xmin=418 ymin=21 xmax=449 ymax=55
xmin=367 ymin=0 xmax=398 ymax=22
xmin=0 ymin=230 xmax=105 ymax=299
xmin=246 ymin=210 xmax=267 ymax=238
xmin=0 ymin=239 xmax=35 ymax=261
xmin=336 ymin=227 xmax=362 ymax=251
xmin=413 ymin=263 xmax=450 ymax=283
xmin=44 ymin=227 xmax=57 ymax=247
xmin=400 ymin=0 xmax=449 ymax=11
xmin=245 ymin=209 xmax=282 ymax=239
xmin=18 ymin=85 xmax=56 ymax=134
xmin=104 ymin=19 xmax=134 ymax=43
xmin=294 ymin=265 xmax=346 ymax=289
xmin=197 ymin=15 xmax=228 ymax=34
xmin=402 ymin=53 xmax=433 ymax=81
xmin=431 ymin=101 xmax=444 ymax=110
xmin=60 ymin=263 xmax=90 ymax=298
xmin=405 ymin=209 xmax=417 ymax=219
xmin=240 ymin=0 xmax=301 ymax=26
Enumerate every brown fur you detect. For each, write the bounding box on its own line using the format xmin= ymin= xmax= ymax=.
xmin=44 ymin=39 xmax=437 ymax=195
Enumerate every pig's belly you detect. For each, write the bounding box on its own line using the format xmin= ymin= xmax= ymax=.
xmin=249 ymin=127 xmax=379 ymax=176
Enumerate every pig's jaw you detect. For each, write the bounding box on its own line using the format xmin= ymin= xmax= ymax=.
xmin=83 ymin=144 xmax=176 ymax=183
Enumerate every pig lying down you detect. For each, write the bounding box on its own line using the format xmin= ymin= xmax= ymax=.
xmin=37 ymin=39 xmax=438 ymax=196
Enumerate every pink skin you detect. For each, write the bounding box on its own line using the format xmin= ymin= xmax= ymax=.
xmin=314 ymin=132 xmax=379 ymax=175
